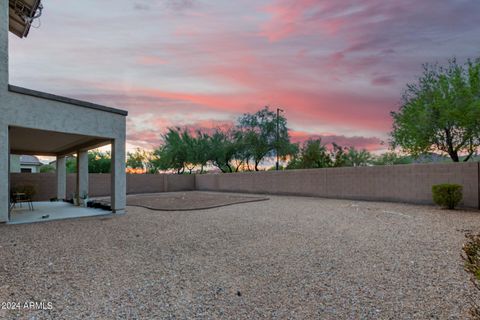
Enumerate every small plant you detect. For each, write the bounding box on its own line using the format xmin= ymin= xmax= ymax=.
xmin=72 ymin=193 xmax=79 ymax=206
xmin=462 ymin=233 xmax=480 ymax=319
xmin=432 ymin=184 xmax=463 ymax=209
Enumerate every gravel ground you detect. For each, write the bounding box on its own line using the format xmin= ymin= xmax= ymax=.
xmin=96 ymin=191 xmax=269 ymax=211
xmin=1 ymin=192 xmax=480 ymax=319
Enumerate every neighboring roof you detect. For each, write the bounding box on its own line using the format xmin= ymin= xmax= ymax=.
xmin=8 ymin=85 xmax=128 ymax=116
xmin=20 ymin=155 xmax=42 ymax=166
xmin=9 ymin=0 xmax=42 ymax=38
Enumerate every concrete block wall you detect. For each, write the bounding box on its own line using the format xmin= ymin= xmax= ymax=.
xmin=195 ymin=162 xmax=480 ymax=209
xmin=10 ymin=173 xmax=196 ymax=201
xmin=10 ymin=162 xmax=480 ymax=208
xmin=11 ymin=173 xmax=58 ymax=201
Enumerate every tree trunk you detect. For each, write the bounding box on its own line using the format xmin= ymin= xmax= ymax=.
xmin=464 ymin=151 xmax=474 ymax=162
xmin=449 ymin=151 xmax=459 ymax=162
xmin=255 ymin=160 xmax=260 ymax=171
xmin=235 ymin=160 xmax=244 ymax=172
xmin=445 ymin=128 xmax=459 ymax=162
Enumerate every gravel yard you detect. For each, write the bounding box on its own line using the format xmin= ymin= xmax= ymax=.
xmin=1 ymin=192 xmax=479 ymax=319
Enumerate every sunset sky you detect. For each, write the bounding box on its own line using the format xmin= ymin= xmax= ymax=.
xmin=8 ymin=0 xmax=480 ymax=153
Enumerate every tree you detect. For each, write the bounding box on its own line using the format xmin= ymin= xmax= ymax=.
xmin=390 ymin=58 xmax=480 ymax=162
xmin=127 ymin=148 xmax=157 ymax=173
xmin=39 ymin=164 xmax=55 ymax=173
xmin=345 ymin=147 xmax=372 ymax=167
xmin=207 ymin=130 xmax=238 ymax=173
xmin=127 ymin=148 xmax=146 ymax=171
xmin=66 ymin=157 xmax=76 ymax=173
xmin=88 ymin=150 xmax=111 ymax=173
xmin=331 ymin=143 xmax=348 ymax=167
xmin=287 ymin=139 xmax=330 ymax=169
xmin=190 ymin=131 xmax=210 ymax=173
xmin=237 ymin=106 xmax=295 ymax=171
xmin=228 ymin=130 xmax=249 ymax=171
xmin=372 ymin=152 xmax=412 ymax=165
xmin=154 ymin=128 xmax=188 ymax=174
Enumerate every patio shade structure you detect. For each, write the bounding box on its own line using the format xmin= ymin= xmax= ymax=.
xmin=0 ymin=0 xmax=128 ymax=222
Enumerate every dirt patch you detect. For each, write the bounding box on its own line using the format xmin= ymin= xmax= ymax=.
xmin=96 ymin=191 xmax=269 ymax=211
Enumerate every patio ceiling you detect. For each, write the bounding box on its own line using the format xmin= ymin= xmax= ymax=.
xmin=9 ymin=126 xmax=111 ymax=156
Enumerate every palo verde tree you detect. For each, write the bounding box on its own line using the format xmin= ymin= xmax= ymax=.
xmin=237 ymin=106 xmax=294 ymax=171
xmin=207 ymin=130 xmax=238 ymax=173
xmin=390 ymin=58 xmax=480 ymax=162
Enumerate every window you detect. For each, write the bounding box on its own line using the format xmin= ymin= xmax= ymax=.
xmin=20 ymin=168 xmax=32 ymax=173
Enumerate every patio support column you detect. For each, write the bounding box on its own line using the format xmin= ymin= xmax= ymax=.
xmin=111 ymin=138 xmax=126 ymax=214
xmin=0 ymin=125 xmax=9 ymax=222
xmin=56 ymin=156 xmax=67 ymax=200
xmin=77 ymin=151 xmax=89 ymax=204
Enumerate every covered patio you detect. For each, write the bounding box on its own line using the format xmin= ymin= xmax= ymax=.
xmin=7 ymin=126 xmax=121 ymax=223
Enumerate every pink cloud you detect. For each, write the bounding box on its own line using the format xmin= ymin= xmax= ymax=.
xmin=371 ymin=75 xmax=395 ymax=86
xmin=290 ymin=130 xmax=383 ymax=152
xmin=137 ymin=56 xmax=168 ymax=65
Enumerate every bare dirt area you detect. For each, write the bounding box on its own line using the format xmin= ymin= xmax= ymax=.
xmin=96 ymin=191 xmax=269 ymax=211
xmin=1 ymin=193 xmax=480 ymax=319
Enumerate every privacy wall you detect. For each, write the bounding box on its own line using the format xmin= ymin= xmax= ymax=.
xmin=10 ymin=162 xmax=480 ymax=208
xmin=10 ymin=173 xmax=195 ymax=201
xmin=195 ymin=162 xmax=480 ymax=209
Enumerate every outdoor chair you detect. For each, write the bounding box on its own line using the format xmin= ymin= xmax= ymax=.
xmin=10 ymin=191 xmax=34 ymax=211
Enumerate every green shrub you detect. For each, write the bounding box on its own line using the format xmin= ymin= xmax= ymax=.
xmin=432 ymin=184 xmax=463 ymax=209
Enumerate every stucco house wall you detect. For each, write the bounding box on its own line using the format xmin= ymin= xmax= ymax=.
xmin=0 ymin=0 xmax=128 ymax=222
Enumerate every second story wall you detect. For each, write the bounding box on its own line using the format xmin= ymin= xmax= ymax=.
xmin=0 ymin=0 xmax=8 ymax=90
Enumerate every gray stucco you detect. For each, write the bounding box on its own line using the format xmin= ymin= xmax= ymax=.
xmin=0 ymin=0 xmax=128 ymax=222
xmin=56 ymin=156 xmax=66 ymax=200
xmin=110 ymin=138 xmax=126 ymax=214
xmin=9 ymin=85 xmax=128 ymax=116
xmin=0 ymin=0 xmax=7 ymax=90
xmin=77 ymin=151 xmax=88 ymax=201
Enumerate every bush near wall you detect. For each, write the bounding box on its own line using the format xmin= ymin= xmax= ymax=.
xmin=432 ymin=184 xmax=463 ymax=209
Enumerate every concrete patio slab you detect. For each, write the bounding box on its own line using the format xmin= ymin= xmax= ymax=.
xmin=8 ymin=201 xmax=110 ymax=224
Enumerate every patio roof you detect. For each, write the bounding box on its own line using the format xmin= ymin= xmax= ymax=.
xmin=9 ymin=85 xmax=128 ymax=116
xmin=10 ymin=126 xmax=111 ymax=156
